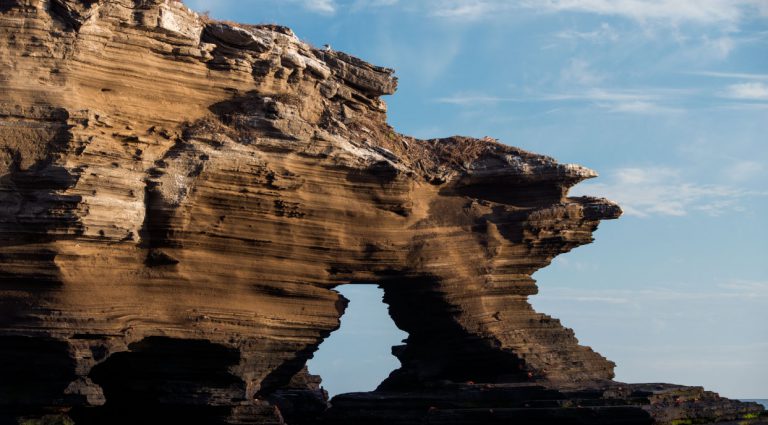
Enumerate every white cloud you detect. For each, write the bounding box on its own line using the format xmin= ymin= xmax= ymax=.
xmin=193 ymin=0 xmax=768 ymax=23
xmin=192 ymin=0 xmax=339 ymax=15
xmin=540 ymin=280 xmax=768 ymax=305
xmin=702 ymin=36 xmax=735 ymax=59
xmin=597 ymin=100 xmax=681 ymax=114
xmin=551 ymin=256 xmax=598 ymax=272
xmin=435 ymin=88 xmax=687 ymax=114
xmin=541 ymin=88 xmax=695 ymax=113
xmin=547 ymin=89 xmax=660 ymax=102
xmin=385 ymin=1 xmax=766 ymax=68
xmin=573 ymin=166 xmax=766 ymax=217
xmin=606 ymin=101 xmax=653 ymax=112
xmin=429 ymin=1 xmax=499 ymax=19
xmin=556 ymin=22 xmax=620 ymax=43
xmin=352 ymin=0 xmax=399 ymax=9
xmin=563 ymin=295 xmax=631 ymax=304
xmin=722 ymin=160 xmax=765 ymax=182
xmin=561 ymin=59 xmax=605 ymax=86
xmin=542 ymin=289 xmax=763 ymax=304
xmin=689 ymin=71 xmax=768 ymax=80
xmin=419 ymin=0 xmax=768 ymax=36
xmin=719 ymin=279 xmax=768 ymax=295
xmin=302 ymin=0 xmax=336 ymax=14
xmin=521 ymin=0 xmax=767 ymax=27
xmin=435 ymin=93 xmax=514 ymax=105
xmin=721 ymin=82 xmax=768 ymax=100
xmin=715 ymin=102 xmax=768 ymax=111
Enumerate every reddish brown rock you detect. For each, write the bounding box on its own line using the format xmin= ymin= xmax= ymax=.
xmin=0 ymin=1 xmax=764 ymax=424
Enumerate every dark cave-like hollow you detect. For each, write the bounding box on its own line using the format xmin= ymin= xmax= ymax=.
xmin=0 ymin=336 xmax=77 ymax=407
xmin=71 ymin=337 xmax=243 ymax=425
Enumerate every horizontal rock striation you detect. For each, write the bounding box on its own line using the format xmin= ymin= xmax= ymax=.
xmin=0 ymin=1 xmax=764 ymax=424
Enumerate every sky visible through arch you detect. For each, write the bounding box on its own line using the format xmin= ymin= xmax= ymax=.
xmin=307 ymin=285 xmax=407 ymax=397
xmin=186 ymin=0 xmax=768 ymax=399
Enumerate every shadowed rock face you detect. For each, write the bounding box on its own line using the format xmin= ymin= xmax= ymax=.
xmin=0 ymin=1 xmax=764 ymax=424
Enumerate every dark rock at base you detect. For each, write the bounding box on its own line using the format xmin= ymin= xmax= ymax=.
xmin=325 ymin=383 xmax=767 ymax=425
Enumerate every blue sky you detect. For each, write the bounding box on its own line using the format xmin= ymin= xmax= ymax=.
xmin=187 ymin=0 xmax=768 ymax=398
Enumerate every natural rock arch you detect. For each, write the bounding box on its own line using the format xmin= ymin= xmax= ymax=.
xmin=0 ymin=1 xmax=763 ymax=424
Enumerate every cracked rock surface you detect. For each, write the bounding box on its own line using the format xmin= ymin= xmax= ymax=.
xmin=0 ymin=1 xmax=765 ymax=424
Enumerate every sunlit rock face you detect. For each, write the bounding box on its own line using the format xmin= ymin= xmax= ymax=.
xmin=0 ymin=1 xmax=764 ymax=424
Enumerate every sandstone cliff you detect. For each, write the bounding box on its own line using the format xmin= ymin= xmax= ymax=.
xmin=0 ymin=1 xmax=765 ymax=424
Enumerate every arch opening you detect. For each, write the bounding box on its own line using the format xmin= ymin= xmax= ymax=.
xmin=307 ymin=284 xmax=408 ymax=397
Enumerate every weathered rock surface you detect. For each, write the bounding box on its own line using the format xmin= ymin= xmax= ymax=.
xmin=0 ymin=1 xmax=764 ymax=424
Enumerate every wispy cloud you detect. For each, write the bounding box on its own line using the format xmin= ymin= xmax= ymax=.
xmin=191 ymin=0 xmax=339 ymax=15
xmin=689 ymin=71 xmax=768 ymax=80
xmin=422 ymin=0 xmax=767 ymax=26
xmin=721 ymin=82 xmax=768 ymax=100
xmin=560 ymin=88 xmax=688 ymax=114
xmin=561 ymin=59 xmax=606 ymax=85
xmin=574 ymin=166 xmax=767 ymax=217
xmin=577 ymin=92 xmax=685 ymax=114
xmin=521 ymin=0 xmax=768 ymax=27
xmin=355 ymin=0 xmax=768 ymax=25
xmin=435 ymin=88 xmax=687 ymax=114
xmin=702 ymin=36 xmax=735 ymax=59
xmin=543 ymin=88 xmax=690 ymax=102
xmin=352 ymin=0 xmax=399 ymax=9
xmin=356 ymin=0 xmax=399 ymax=5
xmin=430 ymin=2 xmax=498 ymax=19
xmin=540 ymin=279 xmax=768 ymax=304
xmin=193 ymin=0 xmax=768 ymax=24
xmin=303 ymin=0 xmax=336 ymax=14
xmin=722 ymin=160 xmax=765 ymax=182
xmin=556 ymin=22 xmax=620 ymax=43
xmin=719 ymin=279 xmax=768 ymax=295
xmin=411 ymin=1 xmax=766 ymax=65
xmin=434 ymin=93 xmax=515 ymax=105
xmin=715 ymin=102 xmax=768 ymax=111
xmin=603 ymin=100 xmax=678 ymax=113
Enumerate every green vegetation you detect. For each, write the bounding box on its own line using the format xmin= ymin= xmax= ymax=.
xmin=742 ymin=413 xmax=760 ymax=419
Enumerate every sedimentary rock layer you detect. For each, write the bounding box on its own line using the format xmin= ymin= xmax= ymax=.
xmin=0 ymin=1 xmax=764 ymax=424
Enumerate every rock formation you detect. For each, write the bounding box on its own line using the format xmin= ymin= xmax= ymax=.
xmin=0 ymin=1 xmax=764 ymax=424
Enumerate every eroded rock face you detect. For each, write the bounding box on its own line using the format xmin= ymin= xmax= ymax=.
xmin=0 ymin=1 xmax=764 ymax=424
